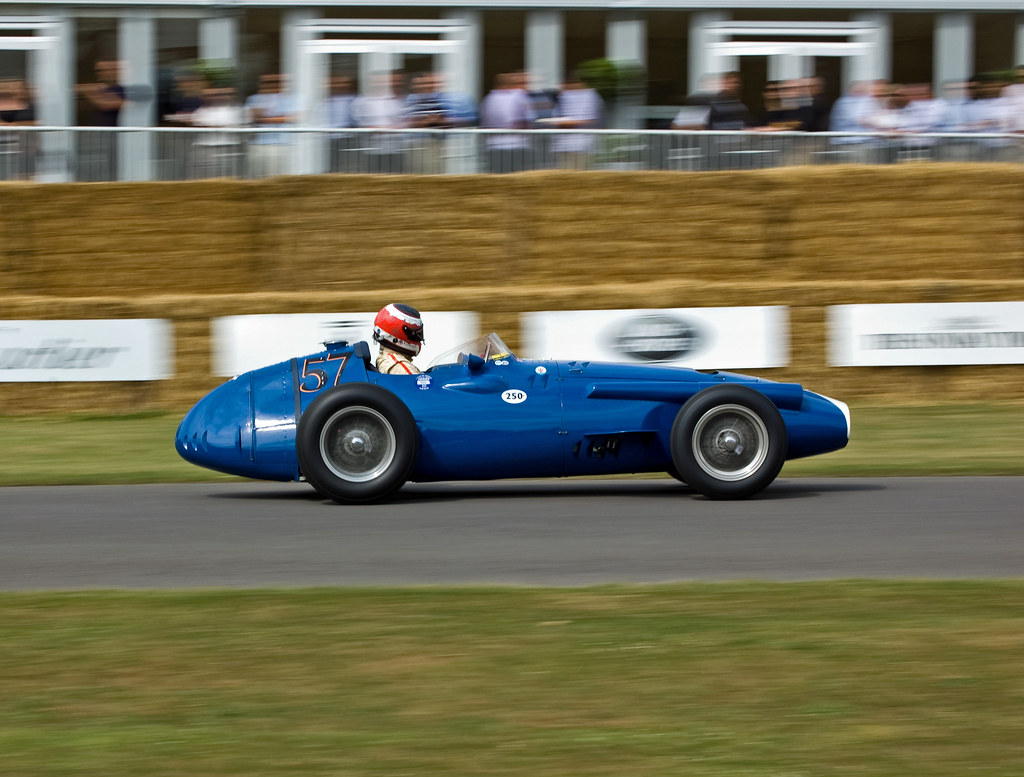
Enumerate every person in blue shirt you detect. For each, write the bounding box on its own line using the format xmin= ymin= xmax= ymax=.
xmin=244 ymin=73 xmax=298 ymax=177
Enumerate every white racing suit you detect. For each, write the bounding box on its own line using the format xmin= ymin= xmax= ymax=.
xmin=375 ymin=345 xmax=421 ymax=375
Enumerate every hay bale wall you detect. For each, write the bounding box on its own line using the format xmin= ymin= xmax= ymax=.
xmin=1 ymin=166 xmax=1022 ymax=414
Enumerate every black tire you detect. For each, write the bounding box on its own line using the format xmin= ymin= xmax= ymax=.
xmin=670 ymin=385 xmax=787 ymax=500
xmin=297 ymin=384 xmax=418 ymax=504
xmin=666 ymin=464 xmax=688 ymax=485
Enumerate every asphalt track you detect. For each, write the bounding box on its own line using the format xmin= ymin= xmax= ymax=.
xmin=1 ymin=477 xmax=1021 ymax=590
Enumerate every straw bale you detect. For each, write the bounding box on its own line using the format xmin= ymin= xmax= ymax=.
xmin=3 ymin=168 xmax=1024 ymax=412
xmin=5 ymin=166 xmax=1022 ymax=297
xmin=15 ymin=180 xmax=261 ymax=297
xmin=255 ymin=175 xmax=521 ymax=290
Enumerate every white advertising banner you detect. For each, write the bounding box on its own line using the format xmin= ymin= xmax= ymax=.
xmin=829 ymin=302 xmax=1024 ymax=366
xmin=0 ymin=319 xmax=172 ymax=382
xmin=213 ymin=311 xmax=479 ymax=376
xmin=521 ymin=307 xmax=789 ymax=368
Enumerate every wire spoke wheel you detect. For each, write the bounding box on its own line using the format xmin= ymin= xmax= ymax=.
xmin=671 ymin=386 xmax=787 ymax=500
xmin=320 ymin=406 xmax=396 ymax=483
xmin=297 ymin=384 xmax=417 ymax=504
xmin=692 ymin=404 xmax=769 ymax=481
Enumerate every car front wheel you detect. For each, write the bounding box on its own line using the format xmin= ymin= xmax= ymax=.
xmin=297 ymin=384 xmax=418 ymax=504
xmin=670 ymin=385 xmax=787 ymax=500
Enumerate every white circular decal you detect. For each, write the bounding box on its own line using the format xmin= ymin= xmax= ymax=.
xmin=535 ymin=366 xmax=547 ymax=375
xmin=501 ymin=390 xmax=528 ymax=404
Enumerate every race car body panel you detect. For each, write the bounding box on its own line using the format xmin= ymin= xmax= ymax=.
xmin=176 ymin=335 xmax=850 ymax=499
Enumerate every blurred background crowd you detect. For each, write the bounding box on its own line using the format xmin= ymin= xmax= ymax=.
xmin=4 ymin=58 xmax=1024 ymax=180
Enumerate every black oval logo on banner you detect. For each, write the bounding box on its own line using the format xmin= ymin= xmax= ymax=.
xmin=605 ymin=314 xmax=704 ymax=362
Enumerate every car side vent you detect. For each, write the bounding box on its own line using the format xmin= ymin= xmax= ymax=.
xmin=573 ymin=436 xmax=622 ymax=458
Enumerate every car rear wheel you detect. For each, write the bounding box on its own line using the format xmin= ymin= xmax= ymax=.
xmin=670 ymin=385 xmax=787 ymax=500
xmin=297 ymin=384 xmax=417 ymax=504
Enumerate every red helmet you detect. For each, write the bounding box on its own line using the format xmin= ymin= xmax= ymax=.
xmin=372 ymin=303 xmax=425 ymax=357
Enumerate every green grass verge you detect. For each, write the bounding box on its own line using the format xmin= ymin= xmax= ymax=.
xmin=1 ymin=403 xmax=1023 ymax=486
xmin=2 ymin=583 xmax=1023 ymax=777
xmin=0 ymin=412 xmax=240 ymax=486
xmin=780 ymin=402 xmax=1024 ymax=477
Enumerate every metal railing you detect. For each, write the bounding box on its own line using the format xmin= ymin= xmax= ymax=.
xmin=0 ymin=126 xmax=1021 ymax=182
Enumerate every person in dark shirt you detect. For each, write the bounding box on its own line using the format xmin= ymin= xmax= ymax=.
xmin=75 ymin=60 xmax=127 ymax=179
xmin=796 ymin=77 xmax=832 ymax=132
xmin=0 ymin=78 xmax=36 ymax=180
xmin=707 ymin=71 xmax=752 ymax=130
xmin=77 ymin=60 xmax=126 ymax=126
xmin=0 ymin=78 xmax=35 ymax=125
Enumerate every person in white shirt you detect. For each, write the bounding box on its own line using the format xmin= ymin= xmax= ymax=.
xmin=244 ymin=73 xmax=298 ymax=178
xmin=959 ymin=75 xmax=1015 ymax=160
xmin=1002 ymin=65 xmax=1024 ymax=134
xmin=189 ymin=86 xmax=245 ymax=178
xmin=827 ymin=79 xmax=887 ymax=163
xmin=894 ymin=83 xmax=946 ymax=159
xmin=480 ymin=71 xmax=536 ymax=172
xmin=550 ymin=71 xmax=603 ymax=169
xmin=352 ymin=71 xmax=407 ymax=173
xmin=322 ymin=74 xmax=357 ymax=172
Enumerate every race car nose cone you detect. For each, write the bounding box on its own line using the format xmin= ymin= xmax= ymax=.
xmin=175 ymin=375 xmax=254 ymax=477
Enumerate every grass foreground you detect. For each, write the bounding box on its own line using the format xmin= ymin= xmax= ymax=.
xmin=1 ymin=403 xmax=1023 ymax=486
xmin=2 ymin=583 xmax=1023 ymax=777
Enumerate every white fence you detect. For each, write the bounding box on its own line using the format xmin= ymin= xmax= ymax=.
xmin=1 ymin=127 xmax=1021 ymax=182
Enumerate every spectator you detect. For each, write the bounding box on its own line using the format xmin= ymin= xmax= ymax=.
xmin=858 ymin=82 xmax=913 ymax=163
xmin=525 ymin=74 xmax=560 ymax=123
xmin=935 ymin=80 xmax=971 ymax=132
xmin=161 ymin=71 xmax=208 ymax=178
xmin=797 ymin=76 xmax=832 ymax=132
xmin=550 ymin=70 xmax=603 ymax=169
xmin=76 ymin=60 xmax=126 ymax=180
xmin=694 ymin=72 xmax=755 ymax=169
xmin=0 ymin=78 xmax=36 ymax=180
xmin=405 ymin=72 xmax=454 ymax=174
xmin=77 ymin=60 xmax=126 ymax=126
xmin=958 ymin=74 xmax=1015 ymax=161
xmin=827 ymin=79 xmax=887 ymax=163
xmin=756 ymin=79 xmax=804 ymax=130
xmin=707 ymin=71 xmax=752 ymax=130
xmin=764 ymin=77 xmax=832 ymax=165
xmin=758 ymin=80 xmax=792 ymax=128
xmin=245 ymin=73 xmax=298 ymax=178
xmin=1002 ymin=65 xmax=1024 ymax=134
xmin=389 ymin=70 xmax=410 ymax=103
xmin=352 ymin=71 xmax=407 ymax=173
xmin=189 ymin=86 xmax=245 ymax=179
xmin=164 ymin=71 xmax=206 ymax=123
xmin=322 ymin=74 xmax=357 ymax=172
xmin=895 ymin=83 xmax=946 ymax=160
xmin=480 ymin=71 xmax=535 ymax=173
xmin=434 ymin=72 xmax=477 ymax=128
xmin=672 ymin=72 xmax=718 ymax=128
xmin=865 ymin=83 xmax=908 ymax=131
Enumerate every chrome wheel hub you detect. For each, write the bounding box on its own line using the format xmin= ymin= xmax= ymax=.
xmin=320 ymin=406 xmax=396 ymax=483
xmin=692 ymin=404 xmax=769 ymax=481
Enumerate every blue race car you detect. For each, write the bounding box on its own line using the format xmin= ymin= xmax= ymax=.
xmin=175 ymin=333 xmax=850 ymax=503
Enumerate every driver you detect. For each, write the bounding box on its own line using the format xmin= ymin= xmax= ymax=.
xmin=372 ymin=303 xmax=424 ymax=375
